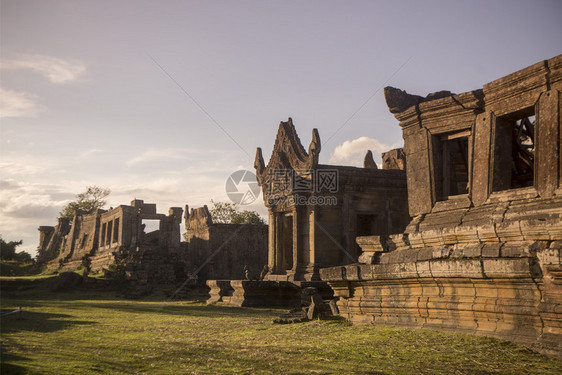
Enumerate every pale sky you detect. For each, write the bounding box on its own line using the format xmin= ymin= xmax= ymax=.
xmin=1 ymin=0 xmax=561 ymax=255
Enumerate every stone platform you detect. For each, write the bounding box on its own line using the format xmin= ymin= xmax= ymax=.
xmin=206 ymin=280 xmax=333 ymax=307
xmin=321 ymin=241 xmax=562 ymax=359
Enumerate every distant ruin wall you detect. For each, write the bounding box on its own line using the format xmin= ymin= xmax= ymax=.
xmin=38 ymin=200 xmax=190 ymax=283
xmin=185 ymin=206 xmax=268 ymax=280
xmin=36 ymin=218 xmax=70 ymax=264
xmin=38 ymin=201 xmax=269 ymax=284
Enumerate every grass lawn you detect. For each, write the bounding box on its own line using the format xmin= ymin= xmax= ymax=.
xmin=1 ymin=285 xmax=561 ymax=375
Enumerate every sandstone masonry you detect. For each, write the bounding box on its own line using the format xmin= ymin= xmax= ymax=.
xmin=321 ymin=55 xmax=562 ymax=358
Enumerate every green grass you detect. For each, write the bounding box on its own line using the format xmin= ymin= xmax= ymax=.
xmin=0 ymin=275 xmax=57 ymax=281
xmin=1 ymin=287 xmax=561 ymax=375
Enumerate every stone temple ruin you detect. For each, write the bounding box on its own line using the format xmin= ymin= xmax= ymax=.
xmin=38 ymin=199 xmax=183 ymax=282
xmin=37 ymin=200 xmax=267 ymax=285
xmin=254 ymin=118 xmax=410 ymax=281
xmin=321 ymin=55 xmax=562 ymax=357
xmin=206 ymin=118 xmax=410 ymax=306
xmin=35 ymin=55 xmax=561 ymax=358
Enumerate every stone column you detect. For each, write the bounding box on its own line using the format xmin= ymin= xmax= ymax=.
xmin=274 ymin=212 xmax=283 ymax=274
xmin=536 ymin=90 xmax=560 ymax=197
xmin=472 ymin=112 xmax=493 ymax=206
xmin=403 ymin=127 xmax=434 ymax=215
xmin=292 ymin=206 xmax=299 ymax=274
xmin=268 ymin=210 xmax=276 ymax=271
xmin=308 ymin=207 xmax=315 ymax=271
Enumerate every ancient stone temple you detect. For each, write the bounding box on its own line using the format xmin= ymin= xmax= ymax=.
xmin=206 ymin=118 xmax=410 ymax=306
xmin=321 ymin=55 xmax=562 ymax=357
xmin=38 ymin=199 xmax=185 ymax=282
xmin=38 ymin=199 xmax=269 ymax=285
xmin=254 ymin=118 xmax=410 ymax=281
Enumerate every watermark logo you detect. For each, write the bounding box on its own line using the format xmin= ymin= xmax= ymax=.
xmin=316 ymin=170 xmax=338 ymax=193
xmin=266 ymin=168 xmax=339 ymax=206
xmin=267 ymin=194 xmax=337 ymax=207
xmin=226 ymin=170 xmax=260 ymax=205
xmin=267 ymin=169 xmax=339 ymax=195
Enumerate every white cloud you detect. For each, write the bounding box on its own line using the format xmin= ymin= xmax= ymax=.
xmin=78 ymin=148 xmax=104 ymax=159
xmin=0 ymin=180 xmax=70 ymax=216
xmin=0 ymin=161 xmax=43 ymax=176
xmin=0 ymin=87 xmax=40 ymax=118
xmin=2 ymin=54 xmax=86 ymax=84
xmin=125 ymin=147 xmax=235 ymax=168
xmin=329 ymin=136 xmax=403 ymax=167
xmin=126 ymin=148 xmax=192 ymax=166
xmin=0 ymin=180 xmax=74 ymax=255
xmin=0 ymin=148 xmax=259 ymax=256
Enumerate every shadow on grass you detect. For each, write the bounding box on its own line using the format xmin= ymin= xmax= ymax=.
xmin=2 ymin=291 xmax=346 ymax=323
xmin=0 ymin=345 xmax=28 ymax=375
xmin=53 ymin=300 xmax=284 ymax=319
xmin=0 ymin=309 xmax=95 ymax=334
xmin=0 ymin=360 xmax=28 ymax=375
xmin=3 ymin=284 xmax=209 ymax=303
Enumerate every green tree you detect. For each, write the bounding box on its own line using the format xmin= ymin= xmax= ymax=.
xmin=231 ymin=210 xmax=266 ymax=225
xmin=209 ymin=200 xmax=238 ymax=224
xmin=0 ymin=235 xmax=32 ymax=263
xmin=209 ymin=200 xmax=265 ymax=225
xmin=0 ymin=236 xmax=23 ymax=260
xmin=60 ymin=186 xmax=111 ymax=220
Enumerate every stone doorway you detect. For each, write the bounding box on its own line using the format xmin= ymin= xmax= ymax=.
xmin=281 ymin=214 xmax=293 ymax=273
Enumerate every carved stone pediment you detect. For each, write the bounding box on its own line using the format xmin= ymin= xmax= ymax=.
xmin=254 ymin=118 xmax=320 ymax=205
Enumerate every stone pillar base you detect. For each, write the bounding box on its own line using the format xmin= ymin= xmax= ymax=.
xmin=205 ymin=280 xmax=333 ymax=307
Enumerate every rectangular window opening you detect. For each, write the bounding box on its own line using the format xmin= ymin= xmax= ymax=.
xmin=106 ymin=221 xmax=113 ymax=246
xmin=101 ymin=223 xmax=107 ymax=246
xmin=141 ymin=219 xmax=161 ymax=246
xmin=113 ymin=218 xmax=120 ymax=243
xmin=434 ymin=131 xmax=470 ymax=200
xmin=493 ymin=109 xmax=535 ymax=191
xmin=141 ymin=219 xmax=160 ymax=234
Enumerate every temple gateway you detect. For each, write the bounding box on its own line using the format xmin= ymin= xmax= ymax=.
xmin=253 ymin=118 xmax=410 ymax=281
